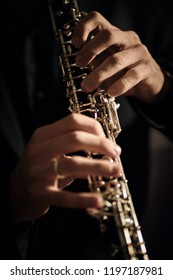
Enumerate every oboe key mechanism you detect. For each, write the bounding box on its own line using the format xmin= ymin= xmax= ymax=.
xmin=48 ymin=0 xmax=149 ymax=260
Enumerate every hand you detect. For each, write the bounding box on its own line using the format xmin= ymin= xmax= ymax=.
xmin=10 ymin=113 xmax=121 ymax=222
xmin=72 ymin=12 xmax=166 ymax=102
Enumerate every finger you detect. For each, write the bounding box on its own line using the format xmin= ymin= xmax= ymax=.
xmin=35 ymin=131 xmax=121 ymax=160
xmin=74 ymin=24 xmax=141 ymax=67
xmin=72 ymin=11 xmax=112 ymax=48
xmin=76 ymin=29 xmax=141 ymax=68
xmin=25 ymin=151 xmax=122 ymax=194
xmin=58 ymin=155 xmax=122 ymax=178
xmin=32 ymin=113 xmax=105 ymax=143
xmin=107 ymin=62 xmax=149 ymax=97
xmin=47 ymin=189 xmax=104 ymax=209
xmin=81 ymin=45 xmax=145 ymax=92
xmin=75 ymin=31 xmax=114 ymax=67
xmin=58 ymin=176 xmax=74 ymax=189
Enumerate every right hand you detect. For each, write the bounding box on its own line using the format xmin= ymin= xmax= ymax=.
xmin=10 ymin=113 xmax=122 ymax=223
xmin=72 ymin=11 xmax=169 ymax=103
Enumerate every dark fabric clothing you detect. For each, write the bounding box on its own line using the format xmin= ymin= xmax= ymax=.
xmin=128 ymin=59 xmax=173 ymax=142
xmin=0 ymin=0 xmax=173 ymax=260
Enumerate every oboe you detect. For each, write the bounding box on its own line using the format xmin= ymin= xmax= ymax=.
xmin=48 ymin=0 xmax=149 ymax=260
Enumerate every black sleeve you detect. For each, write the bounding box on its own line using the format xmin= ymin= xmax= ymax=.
xmin=127 ymin=60 xmax=173 ymax=142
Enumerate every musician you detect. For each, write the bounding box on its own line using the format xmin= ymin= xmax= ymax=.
xmin=0 ymin=0 xmax=173 ymax=260
xmin=0 ymin=1 xmax=121 ymax=259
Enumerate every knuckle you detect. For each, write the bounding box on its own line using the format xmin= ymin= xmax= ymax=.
xmin=110 ymin=53 xmax=125 ymax=67
xmin=120 ymin=78 xmax=131 ymax=91
xmin=70 ymin=113 xmax=78 ymax=123
xmin=128 ymin=30 xmax=140 ymax=43
xmin=102 ymin=28 xmax=115 ymax=42
xmin=88 ymin=11 xmax=101 ymax=20
xmin=94 ymin=69 xmax=105 ymax=82
xmin=70 ymin=131 xmax=81 ymax=143
xmin=129 ymin=67 xmax=141 ymax=80
xmin=139 ymin=44 xmax=149 ymax=56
